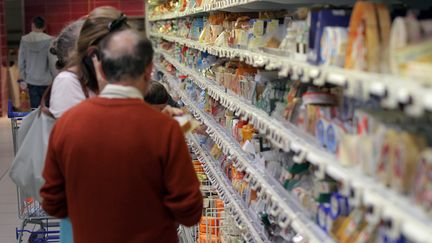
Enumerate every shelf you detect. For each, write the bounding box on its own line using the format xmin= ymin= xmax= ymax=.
xmin=148 ymin=0 xmax=358 ymax=21
xmin=148 ymin=7 xmax=204 ymax=21
xmin=151 ymin=32 xmax=432 ymax=117
xmin=187 ymin=134 xmax=269 ymax=243
xmin=155 ymin=63 xmax=334 ymax=243
xmin=148 ymin=0 xmax=430 ymax=21
xmin=155 ymin=50 xmax=432 ymax=243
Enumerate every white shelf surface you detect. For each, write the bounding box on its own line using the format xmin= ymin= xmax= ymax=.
xmin=151 ymin=32 xmax=432 ymax=117
xmin=148 ymin=0 xmax=357 ymax=21
xmin=155 ymin=62 xmax=335 ymax=243
xmin=155 ymin=50 xmax=432 ymax=243
xmin=187 ymin=134 xmax=269 ymax=243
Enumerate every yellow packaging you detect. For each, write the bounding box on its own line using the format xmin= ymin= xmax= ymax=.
xmin=241 ymin=124 xmax=254 ymax=144
xmin=345 ymin=221 xmax=367 ymax=243
xmin=330 ymin=216 xmax=348 ymax=239
xmin=345 ymin=2 xmax=380 ymax=72
xmin=199 ymin=25 xmax=212 ymax=43
xmin=336 ymin=208 xmax=364 ymax=242
xmin=355 ymin=224 xmax=379 ymax=243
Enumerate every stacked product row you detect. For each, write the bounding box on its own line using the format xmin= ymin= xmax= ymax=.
xmin=155 ymin=41 xmax=432 ymax=242
xmin=149 ymin=0 xmax=432 ymax=242
xmin=157 ymin=40 xmax=432 ymax=207
xmin=150 ymin=1 xmax=432 ymax=85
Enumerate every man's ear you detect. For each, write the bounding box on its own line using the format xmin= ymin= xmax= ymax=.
xmin=92 ymin=56 xmax=108 ymax=91
xmin=140 ymin=63 xmax=154 ymax=95
xmin=86 ymin=46 xmax=99 ymax=58
xmin=144 ymin=62 xmax=153 ymax=82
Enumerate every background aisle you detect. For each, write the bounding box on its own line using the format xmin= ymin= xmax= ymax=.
xmin=0 ymin=117 xmax=19 ymax=242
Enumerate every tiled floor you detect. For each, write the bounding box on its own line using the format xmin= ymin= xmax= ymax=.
xmin=0 ymin=117 xmax=20 ymax=242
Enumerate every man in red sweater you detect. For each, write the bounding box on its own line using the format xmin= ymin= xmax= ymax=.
xmin=40 ymin=29 xmax=203 ymax=242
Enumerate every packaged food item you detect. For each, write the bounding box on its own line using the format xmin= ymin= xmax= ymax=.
xmin=412 ymin=149 xmax=432 ymax=213
xmin=174 ymin=114 xmax=200 ymax=133
xmin=241 ymin=124 xmax=255 ymax=144
xmin=324 ymin=120 xmax=347 ymax=154
xmin=355 ymin=224 xmax=379 ymax=243
xmin=263 ymin=18 xmax=283 ymax=49
xmin=375 ymin=3 xmax=391 ymax=74
xmin=307 ymin=9 xmax=351 ymax=65
xmin=283 ymin=80 xmax=303 ymax=121
xmin=234 ymin=16 xmax=252 ymax=48
xmin=376 ymin=129 xmax=399 ymax=187
xmin=305 ymin=105 xmax=321 ymax=135
xmin=178 ymin=0 xmax=187 ymax=12
xmin=328 ymin=193 xmax=350 ymax=237
xmin=190 ymin=17 xmax=205 ymax=40
xmin=247 ymin=19 xmax=265 ymax=49
xmin=320 ymin=27 xmax=349 ymax=67
xmin=205 ymin=13 xmax=225 ymax=44
xmin=345 ymin=2 xmax=383 ymax=72
xmin=335 ymin=208 xmax=366 ymax=242
xmin=317 ymin=203 xmax=332 ymax=232
xmin=391 ymin=132 xmax=426 ymax=194
xmin=280 ymin=20 xmax=308 ymax=60
xmin=389 ymin=17 xmax=408 ymax=75
xmin=302 ymin=90 xmax=338 ymax=106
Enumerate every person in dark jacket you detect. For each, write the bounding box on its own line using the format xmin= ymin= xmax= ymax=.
xmin=145 ymin=80 xmax=179 ymax=110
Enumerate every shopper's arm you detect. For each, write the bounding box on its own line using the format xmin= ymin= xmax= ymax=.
xmin=48 ymin=53 xmax=58 ymax=79
xmin=18 ymin=40 xmax=26 ymax=81
xmin=49 ymin=74 xmax=87 ymax=118
xmin=162 ymin=122 xmax=203 ymax=226
xmin=162 ymin=105 xmax=184 ymax=117
xmin=40 ymin=124 xmax=68 ymax=218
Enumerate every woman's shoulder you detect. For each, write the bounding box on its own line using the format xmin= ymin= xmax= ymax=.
xmin=54 ymin=70 xmax=79 ymax=81
xmin=53 ymin=70 xmax=81 ymax=87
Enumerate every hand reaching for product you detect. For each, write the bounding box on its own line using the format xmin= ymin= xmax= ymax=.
xmin=160 ymin=106 xmax=201 ymax=134
xmin=162 ymin=105 xmax=184 ymax=117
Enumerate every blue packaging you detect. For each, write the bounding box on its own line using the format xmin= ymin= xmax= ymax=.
xmin=307 ymin=9 xmax=351 ymax=65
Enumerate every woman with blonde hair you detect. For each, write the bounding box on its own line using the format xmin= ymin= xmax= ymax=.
xmin=49 ymin=6 xmax=129 ymax=118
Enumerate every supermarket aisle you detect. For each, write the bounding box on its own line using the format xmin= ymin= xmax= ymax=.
xmin=0 ymin=118 xmax=19 ymax=242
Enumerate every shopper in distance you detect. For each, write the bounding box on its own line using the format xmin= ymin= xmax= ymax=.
xmin=18 ymin=16 xmax=57 ymax=109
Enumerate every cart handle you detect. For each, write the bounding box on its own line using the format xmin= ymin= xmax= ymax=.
xmin=7 ymin=100 xmax=31 ymax=118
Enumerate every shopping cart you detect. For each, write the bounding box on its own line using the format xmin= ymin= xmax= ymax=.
xmin=7 ymin=100 xmax=60 ymax=243
xmin=178 ymin=158 xmax=242 ymax=243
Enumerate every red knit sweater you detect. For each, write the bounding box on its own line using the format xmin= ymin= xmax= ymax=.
xmin=41 ymin=97 xmax=203 ymax=243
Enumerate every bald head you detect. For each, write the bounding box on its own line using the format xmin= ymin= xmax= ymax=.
xmin=103 ymin=30 xmax=138 ymax=59
xmin=99 ymin=29 xmax=154 ymax=83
